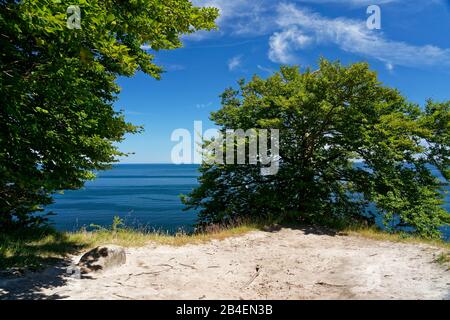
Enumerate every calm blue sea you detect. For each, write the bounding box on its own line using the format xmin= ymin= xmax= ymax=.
xmin=46 ymin=164 xmax=200 ymax=232
xmin=46 ymin=164 xmax=449 ymax=240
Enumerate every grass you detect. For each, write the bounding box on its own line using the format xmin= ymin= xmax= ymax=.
xmin=342 ymin=225 xmax=450 ymax=250
xmin=434 ymin=252 xmax=450 ymax=270
xmin=0 ymin=223 xmax=261 ymax=273
xmin=67 ymin=224 xmax=260 ymax=247
xmin=1 ymin=220 xmax=449 ymax=273
xmin=342 ymin=226 xmax=450 ymax=270
xmin=0 ymin=227 xmax=88 ymax=272
xmin=434 ymin=252 xmax=450 ymax=263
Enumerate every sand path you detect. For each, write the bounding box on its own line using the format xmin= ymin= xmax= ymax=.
xmin=1 ymin=227 xmax=449 ymax=299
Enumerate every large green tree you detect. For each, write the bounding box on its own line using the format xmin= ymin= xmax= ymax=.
xmin=0 ymin=0 xmax=218 ymax=229
xmin=183 ymin=60 xmax=450 ymax=239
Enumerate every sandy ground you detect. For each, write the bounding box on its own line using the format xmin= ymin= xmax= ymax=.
xmin=1 ymin=227 xmax=449 ymax=300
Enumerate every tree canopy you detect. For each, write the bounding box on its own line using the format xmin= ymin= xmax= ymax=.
xmin=0 ymin=0 xmax=218 ymax=229
xmin=182 ymin=60 xmax=450 ymax=239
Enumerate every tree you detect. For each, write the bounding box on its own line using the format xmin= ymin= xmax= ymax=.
xmin=0 ymin=0 xmax=218 ymax=229
xmin=182 ymin=60 xmax=450 ymax=239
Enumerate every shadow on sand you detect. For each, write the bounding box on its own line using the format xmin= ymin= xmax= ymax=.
xmin=260 ymin=223 xmax=340 ymax=237
xmin=0 ymin=227 xmax=90 ymax=300
xmin=1 ymin=260 xmax=72 ymax=300
xmin=0 ymin=223 xmax=340 ymax=299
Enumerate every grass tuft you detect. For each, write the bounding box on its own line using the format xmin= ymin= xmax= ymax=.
xmin=433 ymin=252 xmax=450 ymax=270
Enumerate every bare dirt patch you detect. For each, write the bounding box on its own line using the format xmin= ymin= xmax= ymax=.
xmin=1 ymin=227 xmax=449 ymax=300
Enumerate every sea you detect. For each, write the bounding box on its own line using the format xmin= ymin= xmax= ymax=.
xmin=46 ymin=164 xmax=200 ymax=233
xmin=45 ymin=164 xmax=450 ymax=240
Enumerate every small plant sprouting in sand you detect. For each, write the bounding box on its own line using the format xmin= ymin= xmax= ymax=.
xmin=434 ymin=252 xmax=450 ymax=270
xmin=112 ymin=216 xmax=125 ymax=233
xmin=90 ymin=216 xmax=125 ymax=234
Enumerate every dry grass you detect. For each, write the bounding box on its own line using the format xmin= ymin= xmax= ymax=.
xmin=0 ymin=224 xmax=260 ymax=272
xmin=343 ymin=226 xmax=450 ymax=250
xmin=342 ymin=227 xmax=450 ymax=270
xmin=65 ymin=224 xmax=260 ymax=248
xmin=2 ymin=222 xmax=449 ymax=273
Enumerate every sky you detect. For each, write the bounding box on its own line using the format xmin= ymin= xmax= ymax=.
xmin=115 ymin=0 xmax=450 ymax=163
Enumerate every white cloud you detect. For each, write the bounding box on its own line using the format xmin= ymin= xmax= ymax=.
xmin=190 ymin=0 xmax=274 ymax=39
xmin=257 ymin=65 xmax=276 ymax=74
xmin=386 ymin=62 xmax=394 ymax=71
xmin=297 ymin=0 xmax=400 ymax=6
xmin=190 ymin=0 xmax=450 ymax=70
xmin=269 ymin=27 xmax=313 ymax=64
xmin=228 ymin=55 xmax=243 ymax=71
xmin=268 ymin=3 xmax=450 ymax=69
xmin=196 ymin=102 xmax=213 ymax=109
xmin=191 ymin=0 xmax=445 ymax=37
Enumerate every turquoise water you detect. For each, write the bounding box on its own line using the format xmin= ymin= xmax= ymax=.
xmin=46 ymin=164 xmax=449 ymax=239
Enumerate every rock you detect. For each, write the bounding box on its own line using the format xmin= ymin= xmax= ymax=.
xmin=77 ymin=245 xmax=126 ymax=273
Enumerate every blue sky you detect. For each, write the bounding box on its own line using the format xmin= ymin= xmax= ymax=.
xmin=116 ymin=0 xmax=450 ymax=163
